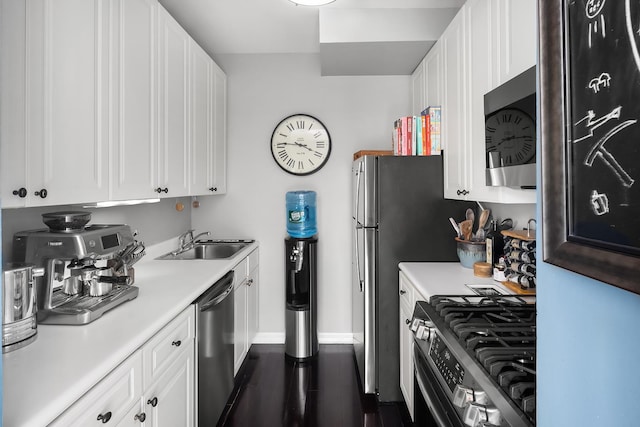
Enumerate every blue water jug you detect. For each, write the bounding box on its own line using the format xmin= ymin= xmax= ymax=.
xmin=286 ymin=191 xmax=317 ymax=238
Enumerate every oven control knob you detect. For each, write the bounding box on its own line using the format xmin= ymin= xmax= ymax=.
xmin=453 ymin=385 xmax=488 ymax=407
xmin=463 ymin=402 xmax=501 ymax=427
xmin=413 ymin=319 xmax=435 ymax=341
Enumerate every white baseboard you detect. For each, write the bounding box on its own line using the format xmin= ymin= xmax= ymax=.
xmin=253 ymin=332 xmax=285 ymax=344
xmin=253 ymin=332 xmax=354 ymax=345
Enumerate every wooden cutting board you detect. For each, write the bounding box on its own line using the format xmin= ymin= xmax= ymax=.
xmin=353 ymin=150 xmax=394 ymax=160
xmin=501 ymin=229 xmax=536 ymax=241
xmin=501 ymin=280 xmax=536 ymax=295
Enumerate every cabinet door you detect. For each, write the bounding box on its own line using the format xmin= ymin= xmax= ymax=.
xmin=464 ymin=0 xmax=500 ymax=203
xmin=211 ymin=62 xmax=227 ymax=194
xmin=399 ymin=298 xmax=414 ymax=420
xmin=0 ymin=0 xmax=28 ymax=207
xmin=424 ymin=41 xmax=442 ymax=108
xmin=234 ymin=276 xmax=248 ymax=375
xmin=144 ymin=345 xmax=195 ymax=427
xmin=399 ymin=272 xmax=415 ymax=420
xmin=441 ymin=8 xmax=469 ymax=200
xmin=189 ymin=41 xmax=213 ymax=196
xmin=110 ymin=0 xmax=157 ymax=201
xmin=411 ymin=59 xmax=426 ymax=116
xmin=157 ymin=5 xmax=190 ymax=198
xmin=247 ymin=264 xmax=259 ymax=347
xmin=25 ymin=0 xmax=110 ymax=206
xmin=493 ymin=0 xmax=537 ymax=87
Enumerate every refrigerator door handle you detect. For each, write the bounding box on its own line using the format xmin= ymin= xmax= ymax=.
xmin=354 ymin=160 xmax=364 ymax=292
xmin=354 ymin=160 xmax=363 ymax=224
xmin=354 ymin=224 xmax=363 ymax=292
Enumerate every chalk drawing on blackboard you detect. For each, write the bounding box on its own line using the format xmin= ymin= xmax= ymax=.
xmin=590 ymin=190 xmax=610 ymax=216
xmin=625 ymin=0 xmax=640 ymax=73
xmin=572 ymin=107 xmax=621 ymax=143
xmin=584 ymin=119 xmax=636 ymax=188
xmin=586 ymin=0 xmax=607 ymax=48
xmin=588 ymin=72 xmax=611 ymax=93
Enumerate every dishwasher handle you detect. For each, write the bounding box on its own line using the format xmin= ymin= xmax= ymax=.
xmin=198 ymin=271 xmax=235 ymax=312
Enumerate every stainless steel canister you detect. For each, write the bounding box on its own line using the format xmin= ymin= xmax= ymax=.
xmin=2 ymin=263 xmax=44 ymax=353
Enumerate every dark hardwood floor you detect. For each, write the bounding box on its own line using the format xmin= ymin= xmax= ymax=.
xmin=218 ymin=344 xmax=413 ymax=427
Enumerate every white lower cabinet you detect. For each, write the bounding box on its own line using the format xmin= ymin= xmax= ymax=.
xmin=399 ymin=272 xmax=415 ymax=420
xmin=398 ymin=271 xmax=427 ymax=421
xmin=50 ymin=306 xmax=195 ymax=426
xmin=234 ymin=248 xmax=259 ymax=374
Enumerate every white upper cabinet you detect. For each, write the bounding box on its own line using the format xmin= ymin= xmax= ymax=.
xmin=110 ymin=0 xmax=157 ymax=201
xmin=0 ymin=0 xmax=227 ymax=208
xmin=190 ymin=41 xmax=227 ymax=196
xmin=491 ymin=0 xmax=537 ymax=89
xmin=211 ymin=62 xmax=228 ymax=195
xmin=424 ymin=41 xmax=443 ymax=108
xmin=1 ymin=0 xmax=110 ymax=207
xmin=411 ymin=61 xmax=425 ymax=116
xmin=190 ymin=41 xmax=213 ymax=196
xmin=441 ymin=8 xmax=469 ymax=200
xmin=157 ymin=5 xmax=190 ymax=198
xmin=417 ymin=0 xmax=536 ymax=204
xmin=0 ymin=0 xmax=28 ymax=208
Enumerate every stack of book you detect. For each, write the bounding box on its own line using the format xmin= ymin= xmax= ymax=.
xmin=392 ymin=106 xmax=441 ymax=156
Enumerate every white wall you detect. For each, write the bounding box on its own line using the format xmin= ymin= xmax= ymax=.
xmin=192 ymin=53 xmax=411 ymax=342
xmin=1 ymin=199 xmax=191 ymax=261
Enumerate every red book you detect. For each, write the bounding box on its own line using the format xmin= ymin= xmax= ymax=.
xmin=422 ymin=114 xmax=431 ymax=155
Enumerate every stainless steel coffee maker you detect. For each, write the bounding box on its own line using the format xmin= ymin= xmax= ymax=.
xmin=13 ymin=212 xmax=144 ymax=325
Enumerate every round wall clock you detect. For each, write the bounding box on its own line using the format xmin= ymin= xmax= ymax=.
xmin=270 ymin=114 xmax=331 ymax=175
xmin=485 ymin=108 xmax=535 ymax=166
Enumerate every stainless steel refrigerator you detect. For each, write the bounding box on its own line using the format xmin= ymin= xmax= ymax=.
xmin=352 ymin=155 xmax=472 ymax=402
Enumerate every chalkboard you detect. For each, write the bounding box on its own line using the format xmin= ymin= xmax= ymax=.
xmin=566 ymin=0 xmax=640 ymax=255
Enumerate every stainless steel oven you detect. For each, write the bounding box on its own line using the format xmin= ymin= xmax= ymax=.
xmin=411 ymin=295 xmax=536 ymax=427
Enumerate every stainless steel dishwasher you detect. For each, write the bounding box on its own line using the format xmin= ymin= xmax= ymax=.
xmin=195 ymin=270 xmax=235 ymax=426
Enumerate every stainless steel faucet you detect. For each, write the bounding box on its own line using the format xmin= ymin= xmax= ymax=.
xmin=177 ymin=229 xmax=211 ymax=252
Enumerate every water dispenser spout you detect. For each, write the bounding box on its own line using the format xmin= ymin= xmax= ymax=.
xmin=290 ymin=241 xmax=305 ymax=272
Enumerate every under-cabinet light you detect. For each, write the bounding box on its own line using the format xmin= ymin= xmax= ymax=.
xmin=81 ymin=198 xmax=161 ymax=208
xmin=289 ymin=0 xmax=335 ymax=5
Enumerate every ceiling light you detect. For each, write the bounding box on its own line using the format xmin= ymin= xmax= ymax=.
xmin=289 ymin=0 xmax=335 ymax=6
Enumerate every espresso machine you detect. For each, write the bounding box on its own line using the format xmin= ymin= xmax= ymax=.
xmin=12 ymin=212 xmax=145 ymax=325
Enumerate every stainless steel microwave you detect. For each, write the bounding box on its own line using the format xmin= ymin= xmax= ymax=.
xmin=484 ymin=66 xmax=536 ymax=188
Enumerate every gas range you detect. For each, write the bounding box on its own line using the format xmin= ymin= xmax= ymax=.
xmin=411 ymin=295 xmax=536 ymax=427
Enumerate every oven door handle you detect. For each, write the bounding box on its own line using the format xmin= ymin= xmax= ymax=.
xmin=415 ymin=365 xmax=454 ymax=427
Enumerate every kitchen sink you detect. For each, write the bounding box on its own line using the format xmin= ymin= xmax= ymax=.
xmin=156 ymin=240 xmax=254 ymax=260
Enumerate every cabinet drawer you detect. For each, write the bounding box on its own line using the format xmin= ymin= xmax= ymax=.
xmin=142 ymin=306 xmax=195 ymax=388
xmin=49 ymin=352 xmax=143 ymax=427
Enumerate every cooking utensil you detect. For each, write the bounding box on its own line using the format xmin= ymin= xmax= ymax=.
xmin=474 ymin=209 xmax=491 ymax=241
xmin=42 ymin=211 xmax=91 ymax=232
xmin=465 ymin=208 xmax=475 ymax=230
xmin=459 ymin=219 xmax=473 ymax=241
xmin=449 ymin=217 xmax=462 ymax=238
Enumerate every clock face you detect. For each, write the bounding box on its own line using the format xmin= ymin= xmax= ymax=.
xmin=485 ymin=108 xmax=535 ymax=166
xmin=270 ymin=114 xmax=331 ymax=175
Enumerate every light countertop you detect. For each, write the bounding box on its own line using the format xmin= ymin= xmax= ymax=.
xmin=399 ymin=262 xmax=512 ymax=301
xmin=2 ymin=239 xmax=259 ymax=427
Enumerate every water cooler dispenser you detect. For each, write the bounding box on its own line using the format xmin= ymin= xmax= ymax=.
xmin=285 ymin=191 xmax=318 ymax=360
